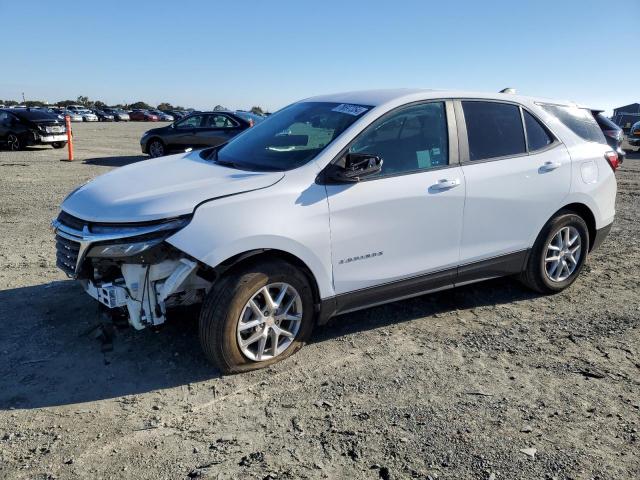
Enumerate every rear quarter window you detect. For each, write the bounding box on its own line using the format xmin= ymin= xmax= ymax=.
xmin=541 ymin=105 xmax=606 ymax=143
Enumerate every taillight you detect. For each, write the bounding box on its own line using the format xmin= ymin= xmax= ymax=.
xmin=605 ymin=151 xmax=620 ymax=172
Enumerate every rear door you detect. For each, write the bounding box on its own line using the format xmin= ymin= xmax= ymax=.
xmin=457 ymin=100 xmax=571 ymax=280
xmin=194 ymin=114 xmax=243 ymax=147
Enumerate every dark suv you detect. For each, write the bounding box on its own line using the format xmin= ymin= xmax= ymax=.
xmin=592 ymin=110 xmax=625 ymax=162
xmin=0 ymin=109 xmax=67 ymax=150
xmin=140 ymin=111 xmax=253 ymax=157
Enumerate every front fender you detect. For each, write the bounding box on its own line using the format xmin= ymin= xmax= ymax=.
xmin=166 ymin=178 xmax=334 ymax=298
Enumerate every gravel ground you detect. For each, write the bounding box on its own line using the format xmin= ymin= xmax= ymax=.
xmin=0 ymin=123 xmax=638 ymax=480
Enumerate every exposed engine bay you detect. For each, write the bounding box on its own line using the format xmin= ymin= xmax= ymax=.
xmin=53 ymin=211 xmax=212 ymax=330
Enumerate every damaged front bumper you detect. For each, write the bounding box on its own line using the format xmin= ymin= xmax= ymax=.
xmin=52 ymin=212 xmax=210 ymax=329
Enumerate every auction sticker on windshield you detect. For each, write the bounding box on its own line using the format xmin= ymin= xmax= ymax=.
xmin=331 ymin=104 xmax=369 ymax=116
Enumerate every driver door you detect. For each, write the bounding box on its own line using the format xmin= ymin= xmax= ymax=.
xmin=171 ymin=114 xmax=205 ymax=150
xmin=325 ymin=101 xmax=466 ymax=311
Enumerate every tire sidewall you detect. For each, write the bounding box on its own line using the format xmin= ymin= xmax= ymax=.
xmin=202 ymin=260 xmax=315 ymax=373
xmin=535 ymin=214 xmax=589 ymax=292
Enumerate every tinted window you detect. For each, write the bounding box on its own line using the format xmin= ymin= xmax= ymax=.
xmin=523 ymin=110 xmax=553 ymax=151
xmin=593 ymin=112 xmax=620 ymax=132
xmin=214 ymin=102 xmax=369 ymax=171
xmin=463 ymin=101 xmax=526 ymax=161
xmin=541 ymin=105 xmax=606 ymax=143
xmin=205 ymin=114 xmax=236 ymax=128
xmin=176 ymin=115 xmax=203 ymax=129
xmin=349 ymin=102 xmax=448 ymax=177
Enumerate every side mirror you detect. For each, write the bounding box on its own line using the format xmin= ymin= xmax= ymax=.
xmin=327 ymin=152 xmax=383 ymax=183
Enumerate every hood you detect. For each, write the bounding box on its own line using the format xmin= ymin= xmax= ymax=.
xmin=61 ymin=150 xmax=284 ymax=223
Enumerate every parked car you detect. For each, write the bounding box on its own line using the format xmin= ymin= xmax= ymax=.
xmin=148 ymin=109 xmax=174 ymax=122
xmin=1 ymin=108 xmax=67 ymax=150
xmin=59 ymin=110 xmax=83 ymax=122
xmin=74 ymin=109 xmax=98 ymax=122
xmin=233 ymin=110 xmax=265 ymax=126
xmin=52 ymin=89 xmax=617 ymax=373
xmin=140 ymin=111 xmax=254 ymax=157
xmin=92 ymin=109 xmax=115 ymax=122
xmin=130 ymin=110 xmax=159 ymax=121
xmin=628 ymin=121 xmax=640 ymax=151
xmin=102 ymin=108 xmax=130 ymax=122
xmin=66 ymin=105 xmax=86 ymax=113
xmin=592 ymin=110 xmax=625 ymax=162
xmin=163 ymin=110 xmax=187 ymax=120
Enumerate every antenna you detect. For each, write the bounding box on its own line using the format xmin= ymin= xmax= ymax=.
xmin=499 ymin=88 xmax=516 ymax=94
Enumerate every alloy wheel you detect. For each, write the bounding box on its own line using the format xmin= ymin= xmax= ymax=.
xmin=544 ymin=226 xmax=582 ymax=282
xmin=236 ymin=282 xmax=302 ymax=361
xmin=149 ymin=140 xmax=164 ymax=157
xmin=7 ymin=134 xmax=20 ymax=151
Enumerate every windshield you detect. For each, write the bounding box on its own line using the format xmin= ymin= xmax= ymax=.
xmin=214 ymin=102 xmax=371 ymax=171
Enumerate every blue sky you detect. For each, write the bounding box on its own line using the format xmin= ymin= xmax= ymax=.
xmin=2 ymin=0 xmax=638 ymax=113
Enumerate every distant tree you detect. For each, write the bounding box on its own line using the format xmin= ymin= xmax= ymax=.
xmin=157 ymin=102 xmax=173 ymax=111
xmin=128 ymin=101 xmax=152 ymax=110
xmin=24 ymin=100 xmax=46 ymax=107
xmin=76 ymin=95 xmax=90 ymax=106
xmin=250 ymin=106 xmax=265 ymax=115
xmin=94 ymin=100 xmax=107 ymax=109
xmin=213 ymin=104 xmax=227 ymax=111
xmin=57 ymin=100 xmax=77 ymax=107
xmin=174 ymin=105 xmax=185 ymax=110
xmin=2 ymin=100 xmax=19 ymax=106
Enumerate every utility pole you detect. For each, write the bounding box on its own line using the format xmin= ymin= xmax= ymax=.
xmin=21 ymin=92 xmax=25 ymax=102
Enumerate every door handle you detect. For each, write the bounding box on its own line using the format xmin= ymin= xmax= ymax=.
xmin=539 ymin=161 xmax=561 ymax=173
xmin=429 ymin=178 xmax=461 ymax=192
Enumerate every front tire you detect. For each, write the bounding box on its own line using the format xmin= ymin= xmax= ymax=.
xmin=52 ymin=142 xmax=66 ymax=149
xmin=520 ymin=212 xmax=589 ymax=294
xmin=148 ymin=139 xmax=165 ymax=158
xmin=199 ymin=259 xmax=315 ymax=374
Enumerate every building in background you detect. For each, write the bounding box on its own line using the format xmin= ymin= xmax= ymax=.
xmin=612 ymin=103 xmax=640 ymax=132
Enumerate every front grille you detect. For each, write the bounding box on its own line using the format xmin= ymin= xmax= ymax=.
xmin=58 ymin=211 xmax=87 ymax=231
xmin=56 ymin=235 xmax=80 ymax=277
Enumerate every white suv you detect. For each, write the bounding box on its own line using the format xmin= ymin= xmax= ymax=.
xmin=53 ymin=89 xmax=618 ymax=373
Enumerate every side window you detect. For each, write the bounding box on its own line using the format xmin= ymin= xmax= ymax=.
xmin=523 ymin=110 xmax=553 ymax=152
xmin=205 ymin=114 xmax=236 ymax=128
xmin=540 ymin=104 xmax=606 ymax=144
xmin=176 ymin=115 xmax=203 ymax=129
xmin=462 ymin=101 xmax=526 ymax=161
xmin=349 ymin=102 xmax=449 ymax=177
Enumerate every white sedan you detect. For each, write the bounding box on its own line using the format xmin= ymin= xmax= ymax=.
xmin=77 ymin=109 xmax=98 ymax=122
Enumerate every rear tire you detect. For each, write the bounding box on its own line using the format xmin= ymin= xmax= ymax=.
xmin=199 ymin=259 xmax=315 ymax=374
xmin=52 ymin=142 xmax=66 ymax=149
xmin=6 ymin=133 xmax=22 ymax=151
xmin=520 ymin=212 xmax=589 ymax=294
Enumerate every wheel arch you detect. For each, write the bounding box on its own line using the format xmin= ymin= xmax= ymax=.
xmin=553 ymin=202 xmax=597 ymax=251
xmin=210 ymin=248 xmax=323 ymax=312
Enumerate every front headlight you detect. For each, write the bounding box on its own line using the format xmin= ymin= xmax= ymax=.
xmin=85 ymin=216 xmax=191 ymax=258
xmin=86 ymin=237 xmax=164 ymax=258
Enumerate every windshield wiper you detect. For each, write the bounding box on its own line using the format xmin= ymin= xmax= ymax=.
xmin=214 ymin=158 xmax=243 ymax=169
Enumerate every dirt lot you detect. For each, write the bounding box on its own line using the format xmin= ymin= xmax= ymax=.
xmin=0 ymin=122 xmax=638 ymax=480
